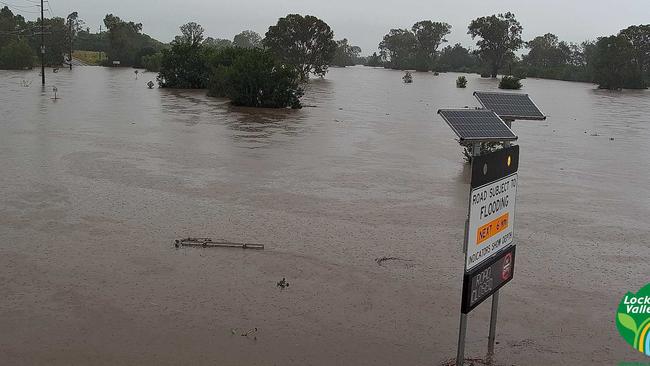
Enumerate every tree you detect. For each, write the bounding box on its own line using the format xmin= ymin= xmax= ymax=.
xmin=411 ymin=20 xmax=451 ymax=71
xmin=264 ymin=14 xmax=337 ymax=80
xmin=142 ymin=52 xmax=162 ymax=72
xmin=102 ymin=14 xmax=162 ymax=67
xmin=74 ymin=29 xmax=109 ymax=52
xmin=203 ymin=37 xmax=232 ymax=49
xmin=233 ymin=30 xmax=261 ymax=49
xmin=209 ymin=48 xmax=303 ymax=108
xmin=519 ymin=33 xmax=573 ymax=79
xmin=438 ymin=43 xmax=478 ymax=72
xmin=25 ymin=17 xmax=67 ymax=66
xmin=364 ymin=52 xmax=383 ymax=67
xmin=468 ymin=12 xmax=523 ymax=78
xmin=0 ymin=38 xmax=34 ymax=69
xmin=176 ymin=22 xmax=204 ymax=46
xmin=66 ymin=12 xmax=85 ymax=66
xmin=619 ymin=25 xmax=650 ymax=81
xmin=524 ymin=33 xmax=571 ymax=69
xmin=103 ymin=14 xmax=142 ymax=65
xmin=158 ymin=42 xmax=214 ymax=88
xmin=379 ymin=28 xmax=417 ymax=70
xmin=331 ymin=38 xmax=361 ymax=67
xmin=0 ymin=6 xmax=33 ymax=70
xmin=593 ymin=35 xmax=642 ymax=89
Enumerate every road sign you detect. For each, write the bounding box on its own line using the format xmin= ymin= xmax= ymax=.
xmin=466 ymin=146 xmax=519 ymax=271
xmin=462 ymin=245 xmax=516 ymax=313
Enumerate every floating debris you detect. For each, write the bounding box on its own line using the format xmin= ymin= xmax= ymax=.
xmin=173 ymin=237 xmax=264 ymax=250
xmin=375 ymin=256 xmax=413 ymax=267
xmin=231 ymin=327 xmax=258 ymax=340
xmin=276 ymin=278 xmax=289 ymax=289
xmin=403 ymin=71 xmax=413 ymax=83
xmin=441 ymin=357 xmax=494 ymax=366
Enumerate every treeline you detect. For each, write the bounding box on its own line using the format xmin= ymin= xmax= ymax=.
xmin=99 ymin=14 xmax=163 ymax=67
xmin=0 ymin=7 xmax=162 ymax=69
xmin=372 ymin=13 xmax=649 ymax=89
xmin=0 ymin=6 xmax=71 ymax=69
xmin=3 ymin=6 xmax=647 ymax=90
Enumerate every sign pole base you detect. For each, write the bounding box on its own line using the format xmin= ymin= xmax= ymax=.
xmin=456 ymin=313 xmax=468 ymax=366
xmin=487 ymin=290 xmax=500 ymax=360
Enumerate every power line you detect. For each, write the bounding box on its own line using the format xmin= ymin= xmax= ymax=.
xmin=0 ymin=1 xmax=40 ymax=13
xmin=0 ymin=24 xmax=51 ymax=35
xmin=0 ymin=0 xmax=38 ymax=9
xmin=43 ymin=0 xmax=53 ymax=17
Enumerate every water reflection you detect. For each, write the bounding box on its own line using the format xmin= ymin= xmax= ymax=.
xmin=156 ymin=87 xmax=307 ymax=147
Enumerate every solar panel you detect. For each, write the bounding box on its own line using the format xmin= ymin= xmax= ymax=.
xmin=438 ymin=109 xmax=518 ymax=142
xmin=474 ymin=91 xmax=546 ymax=121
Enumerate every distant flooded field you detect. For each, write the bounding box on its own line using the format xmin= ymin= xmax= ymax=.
xmin=0 ymin=66 xmax=648 ymax=365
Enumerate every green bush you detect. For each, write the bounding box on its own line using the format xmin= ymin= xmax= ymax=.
xmin=456 ymin=76 xmax=467 ymax=88
xmin=157 ymin=43 xmax=215 ymax=88
xmin=499 ymin=75 xmax=522 ymax=89
xmin=0 ymin=39 xmax=35 ymax=70
xmin=208 ymin=48 xmax=303 ymax=109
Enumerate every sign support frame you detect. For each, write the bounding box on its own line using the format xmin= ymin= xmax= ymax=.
xmin=455 ymin=143 xmax=519 ymax=366
xmin=442 ymin=91 xmax=543 ymax=366
xmin=486 ymin=119 xmax=512 ymax=361
xmin=455 ymin=143 xmax=480 ymax=366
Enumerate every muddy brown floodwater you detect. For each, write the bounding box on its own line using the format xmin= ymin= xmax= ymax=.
xmin=0 ymin=66 xmax=649 ymax=365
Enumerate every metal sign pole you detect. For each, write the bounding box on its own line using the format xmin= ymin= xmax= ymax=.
xmin=487 ymin=291 xmax=499 ymax=358
xmin=455 ymin=143 xmax=481 ymax=366
xmin=485 ymin=118 xmax=512 ymax=361
xmin=456 ymin=313 xmax=468 ymax=366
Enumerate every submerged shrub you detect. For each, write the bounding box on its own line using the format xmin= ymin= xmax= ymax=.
xmin=456 ymin=75 xmax=467 ymax=88
xmin=157 ymin=42 xmax=215 ymax=88
xmin=499 ymin=75 xmax=522 ymax=89
xmin=208 ymin=48 xmax=303 ymax=109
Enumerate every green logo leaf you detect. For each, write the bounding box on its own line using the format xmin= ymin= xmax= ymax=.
xmin=618 ymin=313 xmax=638 ymax=333
xmin=616 ymin=283 xmax=650 ymax=357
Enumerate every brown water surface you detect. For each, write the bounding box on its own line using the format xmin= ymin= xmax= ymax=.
xmin=0 ymin=66 xmax=649 ymax=365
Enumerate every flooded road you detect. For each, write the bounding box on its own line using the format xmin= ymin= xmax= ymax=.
xmin=0 ymin=66 xmax=648 ymax=365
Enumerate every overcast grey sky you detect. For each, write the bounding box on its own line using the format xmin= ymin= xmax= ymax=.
xmin=40 ymin=0 xmax=650 ymax=54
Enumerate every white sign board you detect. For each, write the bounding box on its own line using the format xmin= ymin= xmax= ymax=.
xmin=466 ymin=173 xmax=517 ymax=271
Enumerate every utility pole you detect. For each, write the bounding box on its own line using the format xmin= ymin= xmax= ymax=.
xmin=99 ymin=25 xmax=103 ymax=61
xmin=69 ymin=18 xmax=73 ymax=70
xmin=40 ymin=0 xmax=45 ymax=85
